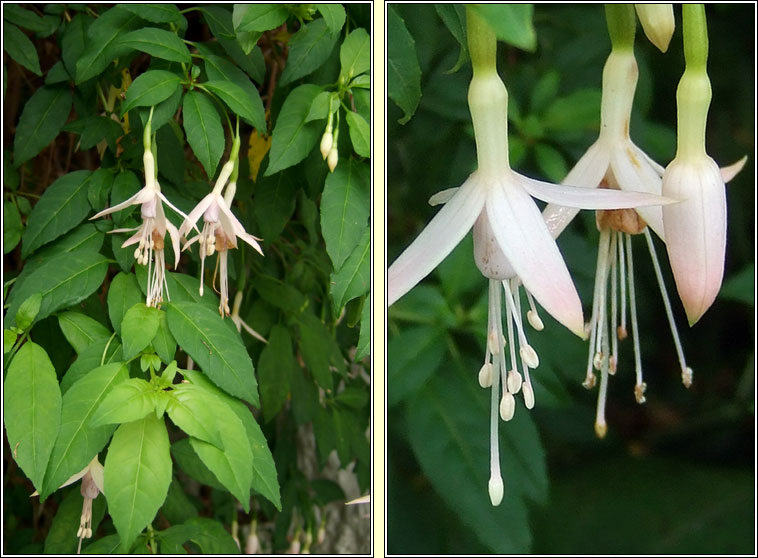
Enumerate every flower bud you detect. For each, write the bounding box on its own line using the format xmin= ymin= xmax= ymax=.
xmin=327 ymin=146 xmax=338 ymax=172
xmin=320 ymin=130 xmax=333 ymax=160
xmin=635 ymin=4 xmax=675 ymax=53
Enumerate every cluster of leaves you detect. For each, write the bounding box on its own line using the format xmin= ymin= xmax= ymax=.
xmin=4 ymin=3 xmax=370 ymax=554
xmin=387 ymin=4 xmax=753 ymax=555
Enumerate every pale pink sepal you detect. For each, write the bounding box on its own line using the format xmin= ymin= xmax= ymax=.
xmin=486 ymin=181 xmax=585 ymax=338
xmin=662 ymin=156 xmax=726 ymax=325
xmin=388 ymin=175 xmax=486 ymax=306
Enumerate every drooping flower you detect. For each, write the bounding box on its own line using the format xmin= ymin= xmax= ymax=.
xmin=388 ymin=7 xmax=671 ymax=506
xmin=32 ymin=455 xmax=104 ymax=553
xmin=541 ymin=5 xmax=745 ymax=437
xmin=179 ymin=136 xmax=264 ymax=316
xmin=90 ymin=124 xmax=189 ymax=308
xmin=661 ymin=4 xmax=748 ymax=325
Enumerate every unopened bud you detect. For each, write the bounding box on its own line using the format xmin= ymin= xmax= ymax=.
xmin=635 ymin=4 xmax=675 ymax=53
xmin=320 ymin=130 xmax=333 ymax=160
xmin=327 ymin=146 xmax=338 ymax=172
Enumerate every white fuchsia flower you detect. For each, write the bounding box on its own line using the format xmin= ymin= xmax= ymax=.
xmin=179 ymin=147 xmax=264 ymax=317
xmin=389 ymin=7 xmax=671 ymax=506
xmin=91 ymin=146 xmax=189 ymax=308
xmin=662 ymin=4 xmax=748 ymax=326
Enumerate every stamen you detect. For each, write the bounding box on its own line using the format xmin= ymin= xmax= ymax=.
xmin=643 ymin=229 xmax=692 ymax=388
xmin=594 ymin=333 xmax=611 ymax=439
xmin=502 ymin=279 xmax=539 ymax=369
xmin=586 ymin=231 xmax=611 ymax=388
xmin=487 ymin=279 xmax=503 ymax=507
xmin=524 ymin=289 xmax=544 ymax=331
xmin=626 ymin=234 xmax=644 ymax=398
xmin=610 ymin=232 xmax=619 ymax=375
xmin=507 ymin=370 xmax=522 ymax=394
xmin=618 ymin=231 xmax=628 ymax=339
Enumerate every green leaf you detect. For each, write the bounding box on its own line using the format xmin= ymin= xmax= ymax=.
xmin=108 ymin=170 xmax=142 ymax=225
xmin=183 ymin=369 xmax=281 ymax=509
xmin=165 ymin=271 xmax=219 ymax=310
xmin=81 ymin=534 xmax=121 ymax=555
xmin=252 ymin=274 xmax=307 ymax=314
xmin=534 ymin=143 xmax=568 ymax=183
xmin=90 ymin=378 xmax=155 ymax=427
xmin=406 ymin=367 xmax=547 ymax=553
xmin=279 ymin=19 xmax=339 ymax=86
xmin=87 ymin=168 xmax=115 ymax=210
xmin=40 ymin=362 xmax=128 ymax=500
xmin=120 ymin=303 xmax=161 ymax=359
xmin=5 ymin=251 xmax=109 ymax=329
xmin=265 ymin=84 xmax=323 ymax=176
xmin=171 ymin=438 xmax=225 ymax=491
xmin=388 ymin=325 xmax=446 ymax=406
xmin=44 ymin=60 xmax=70 ymax=85
xmin=339 ymin=28 xmax=370 ymax=79
xmin=471 ymin=4 xmax=536 ymax=52
xmin=435 ymin=4 xmax=468 ymax=73
xmin=60 ymin=338 xmax=122 ymax=395
xmin=3 ymin=22 xmax=41 ymax=75
xmin=344 ymin=111 xmax=370 ymax=158
xmin=166 ymin=383 xmax=225 ymax=449
xmin=330 ymin=227 xmax=369 ymax=312
xmin=117 ymin=27 xmax=191 ymax=63
xmin=182 ymin=90 xmax=225 ymax=179
xmin=75 ymin=6 xmax=141 ymax=84
xmin=720 ymin=264 xmax=754 ymax=306
xmin=3 ymin=200 xmax=22 ymax=254
xmin=166 ymin=301 xmax=259 ymax=406
xmin=184 ymin=517 xmax=242 ymax=554
xmin=203 ymin=55 xmax=265 ymax=131
xmin=4 ymin=329 xmax=18 ymax=352
xmin=297 ymin=312 xmax=341 ymax=392
xmin=21 ymin=170 xmax=94 ymax=258
xmin=257 ymin=324 xmax=294 ymax=422
xmin=58 ymin=312 xmax=111 ymax=354
xmin=153 ymin=312 xmax=177 ymax=363
xmin=104 ymin=415 xmax=172 ymax=552
xmin=13 ymin=85 xmax=72 ymax=166
xmin=315 ymin=4 xmax=346 ymax=34
xmin=22 ymin=223 xmax=104 ymax=276
xmin=356 ymin=298 xmax=370 ymax=360
xmin=201 ymin=79 xmax=265 ymax=131
xmin=121 ymin=70 xmax=182 ymax=116
xmin=119 ymin=4 xmax=183 ymax=24
xmin=387 ymin=7 xmax=421 ymax=124
xmin=107 ymin=272 xmax=144 ymax=335
xmin=252 ymin=171 xmax=299 ymax=243
xmin=542 ymin=88 xmax=602 ymax=132
xmin=3 ymin=342 xmax=61 ymax=492
xmin=61 ymin=13 xmax=91 ymax=80
xmin=234 ymin=4 xmax=289 ymax=33
xmin=188 ymin=402 xmax=253 ymax=512
xmin=15 ymin=292 xmax=43 ymax=331
xmin=320 ymin=158 xmax=370 ymax=269
xmin=4 ymin=4 xmax=54 ymax=33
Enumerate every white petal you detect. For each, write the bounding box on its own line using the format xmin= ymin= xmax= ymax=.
xmin=178 ymin=194 xmax=215 ymax=238
xmin=90 ymin=187 xmax=153 ymax=220
xmin=486 ymin=180 xmax=585 ymax=337
xmin=120 ymin=228 xmax=145 ymax=248
xmin=721 ymin=155 xmax=747 ymax=183
xmin=662 ymin=156 xmax=726 ymax=325
xmin=388 ymin=174 xmax=486 ymax=306
xmin=541 ymin=140 xmax=610 ymax=237
xmin=517 ymin=170 xmax=673 ymax=210
xmin=610 ymin=143 xmax=666 ymax=239
xmin=428 ymin=187 xmax=459 ymax=206
xmin=165 ymin=221 xmax=181 ymax=269
xmin=157 ymin=189 xmax=191 ymax=222
xmin=217 ymin=197 xmax=265 ymax=255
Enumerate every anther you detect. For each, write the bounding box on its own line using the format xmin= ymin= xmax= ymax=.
xmin=593 ymin=352 xmax=604 ymax=371
xmin=681 ymin=367 xmax=693 ymax=388
xmin=583 ymin=373 xmax=596 ymax=390
xmin=522 ymin=380 xmax=535 ymax=409
xmin=526 ymin=309 xmax=544 ymax=331
xmin=478 ymin=363 xmax=493 ymax=388
xmin=488 ymin=476 xmax=504 ymax=507
xmin=519 ymin=345 xmax=539 ymax=369
xmin=506 ymin=370 xmax=522 ymax=394
xmin=499 ymin=392 xmax=515 ymax=421
xmin=634 ymin=382 xmax=647 ymax=404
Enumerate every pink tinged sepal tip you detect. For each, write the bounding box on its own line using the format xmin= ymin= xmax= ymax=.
xmin=662 ymin=156 xmax=726 ymax=325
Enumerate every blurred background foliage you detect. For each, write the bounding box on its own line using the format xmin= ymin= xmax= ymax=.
xmin=387 ymin=4 xmax=754 ymax=555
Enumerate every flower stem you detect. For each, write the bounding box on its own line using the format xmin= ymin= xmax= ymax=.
xmin=683 ymin=4 xmax=708 ymax=72
xmin=605 ymin=4 xmax=636 ymax=51
xmin=466 ymin=7 xmax=496 ymax=76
